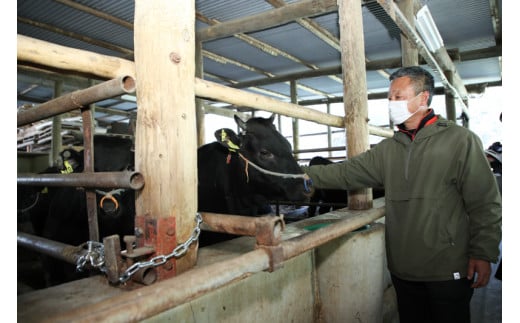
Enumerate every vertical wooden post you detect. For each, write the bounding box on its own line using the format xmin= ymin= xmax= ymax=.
xmin=338 ymin=0 xmax=372 ymax=210
xmin=134 ymin=0 xmax=197 ymax=279
xmin=444 ymin=70 xmax=457 ymax=122
xmin=195 ymin=41 xmax=205 ymax=147
xmin=290 ymin=80 xmax=299 ymax=160
xmin=398 ymin=0 xmax=418 ymax=67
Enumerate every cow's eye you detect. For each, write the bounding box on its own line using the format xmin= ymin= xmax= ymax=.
xmin=259 ymin=149 xmax=273 ymax=159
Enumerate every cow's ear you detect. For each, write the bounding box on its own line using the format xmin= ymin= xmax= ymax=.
xmin=234 ymin=115 xmax=247 ymax=131
xmin=268 ymin=113 xmax=275 ymax=123
xmin=215 ymin=128 xmax=241 ymax=151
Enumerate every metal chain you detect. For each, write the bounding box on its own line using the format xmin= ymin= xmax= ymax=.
xmin=76 ymin=241 xmax=106 ymax=272
xmin=118 ymin=212 xmax=203 ymax=283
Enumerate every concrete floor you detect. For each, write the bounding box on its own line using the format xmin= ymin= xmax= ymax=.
xmin=470 ymin=248 xmax=502 ymax=323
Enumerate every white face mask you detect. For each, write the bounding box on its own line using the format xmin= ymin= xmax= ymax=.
xmin=388 ymin=100 xmax=412 ymax=125
xmin=388 ymin=94 xmax=425 ymax=125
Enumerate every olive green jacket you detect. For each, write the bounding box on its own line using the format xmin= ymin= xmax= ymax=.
xmin=302 ymin=117 xmax=502 ymax=281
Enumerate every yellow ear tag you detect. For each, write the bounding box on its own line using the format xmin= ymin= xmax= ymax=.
xmin=221 ymin=129 xmax=239 ymax=152
xmin=60 ymin=160 xmax=74 ymax=174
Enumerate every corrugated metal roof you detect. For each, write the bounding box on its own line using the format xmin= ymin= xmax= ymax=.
xmin=17 ymin=0 xmax=502 ymax=150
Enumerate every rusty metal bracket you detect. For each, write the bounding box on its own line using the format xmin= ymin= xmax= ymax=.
xmin=259 ymin=244 xmax=284 ymax=272
xmin=254 ymin=215 xmax=285 ymax=271
xmin=254 ymin=215 xmax=283 ymax=246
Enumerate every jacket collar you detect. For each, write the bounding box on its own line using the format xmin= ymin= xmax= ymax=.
xmin=394 ymin=112 xmax=454 ymax=144
xmin=397 ymin=109 xmax=438 ymax=140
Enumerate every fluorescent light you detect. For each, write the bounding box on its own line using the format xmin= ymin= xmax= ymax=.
xmin=415 ymin=5 xmax=444 ymax=52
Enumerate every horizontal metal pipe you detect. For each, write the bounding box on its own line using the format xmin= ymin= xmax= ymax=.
xmin=18 ymin=232 xmax=86 ymax=264
xmin=44 ymin=207 xmax=384 ymax=322
xmin=200 ymin=212 xmax=283 ymax=246
xmin=199 ymin=212 xmax=274 ymax=236
xmin=17 ymin=76 xmax=136 ymax=127
xmin=17 ymin=171 xmax=144 ymax=190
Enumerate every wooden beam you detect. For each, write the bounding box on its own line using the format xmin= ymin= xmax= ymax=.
xmin=54 ymin=0 xmax=133 ymax=30
xmin=17 ymin=34 xmax=136 ymax=78
xmin=16 ymin=34 xmax=393 ymax=139
xmin=197 ymin=0 xmax=338 ymax=42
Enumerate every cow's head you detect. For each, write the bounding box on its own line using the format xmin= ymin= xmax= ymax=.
xmin=56 ymin=148 xmax=84 ymax=173
xmin=216 ymin=114 xmax=310 ymax=203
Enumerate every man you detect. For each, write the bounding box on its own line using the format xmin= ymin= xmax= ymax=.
xmin=302 ymin=66 xmax=501 ymax=323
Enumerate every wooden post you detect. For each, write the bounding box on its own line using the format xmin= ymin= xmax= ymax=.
xmin=444 ymin=70 xmax=457 ymax=122
xmin=398 ymin=0 xmax=418 ymax=67
xmin=134 ymin=0 xmax=197 ymax=279
xmin=290 ymin=80 xmax=300 ymax=160
xmin=338 ymin=0 xmax=372 ymax=210
xmin=195 ymin=41 xmax=205 ymax=147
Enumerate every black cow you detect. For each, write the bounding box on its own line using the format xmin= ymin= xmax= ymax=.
xmin=197 ymin=114 xmax=310 ymax=244
xmin=307 ymin=156 xmax=384 ymax=217
xmin=18 ymin=135 xmax=136 ymax=288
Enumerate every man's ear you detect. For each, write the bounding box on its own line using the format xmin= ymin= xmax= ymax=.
xmin=214 ymin=128 xmax=241 ymax=151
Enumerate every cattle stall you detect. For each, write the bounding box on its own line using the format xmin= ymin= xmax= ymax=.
xmin=15 ymin=0 xmax=413 ymax=321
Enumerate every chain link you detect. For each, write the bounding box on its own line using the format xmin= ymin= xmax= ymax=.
xmin=76 ymin=241 xmax=106 ymax=272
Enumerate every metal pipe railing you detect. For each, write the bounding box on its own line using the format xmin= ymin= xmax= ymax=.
xmin=200 ymin=212 xmax=283 ymax=245
xmin=17 ymin=76 xmax=136 ymax=127
xmin=17 ymin=171 xmax=144 ymax=190
xmin=17 ymin=232 xmax=87 ymax=265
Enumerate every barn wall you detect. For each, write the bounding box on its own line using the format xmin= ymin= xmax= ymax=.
xmin=145 ymin=253 xmax=315 ymax=323
xmin=315 ymin=223 xmax=385 ymax=322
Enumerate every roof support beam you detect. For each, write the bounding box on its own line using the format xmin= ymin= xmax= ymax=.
xmin=197 ymin=0 xmax=339 ymax=42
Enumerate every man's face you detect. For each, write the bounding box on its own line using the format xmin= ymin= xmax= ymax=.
xmin=389 ymin=76 xmax=429 ymax=114
xmin=388 ymin=77 xmax=419 ymax=113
